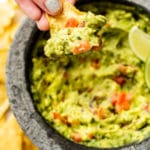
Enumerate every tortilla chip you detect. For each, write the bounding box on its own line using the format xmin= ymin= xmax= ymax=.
xmin=22 ymin=134 xmax=39 ymax=150
xmin=0 ymin=100 xmax=9 ymax=120
xmin=0 ymin=24 xmax=18 ymax=51
xmin=0 ymin=100 xmax=39 ymax=150
xmin=0 ymin=1 xmax=39 ymax=150
xmin=47 ymin=0 xmax=85 ymax=35
xmin=0 ymin=83 xmax=7 ymax=105
xmin=0 ymin=99 xmax=9 ymax=125
xmin=8 ymin=0 xmax=18 ymax=9
xmin=0 ymin=2 xmax=15 ymax=35
xmin=0 ymin=50 xmax=7 ymax=83
xmin=0 ymin=114 xmax=22 ymax=150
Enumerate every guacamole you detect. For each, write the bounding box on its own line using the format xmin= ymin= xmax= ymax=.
xmin=30 ymin=2 xmax=150 ymax=148
xmin=44 ymin=12 xmax=106 ymax=58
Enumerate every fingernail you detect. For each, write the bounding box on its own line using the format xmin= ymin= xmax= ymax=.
xmin=45 ymin=0 xmax=62 ymax=15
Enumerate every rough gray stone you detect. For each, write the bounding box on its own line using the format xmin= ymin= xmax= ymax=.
xmin=6 ymin=0 xmax=150 ymax=150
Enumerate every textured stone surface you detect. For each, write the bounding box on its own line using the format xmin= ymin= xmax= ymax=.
xmin=6 ymin=0 xmax=150 ymax=150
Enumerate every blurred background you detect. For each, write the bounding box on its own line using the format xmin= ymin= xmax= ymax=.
xmin=0 ymin=0 xmax=39 ymax=149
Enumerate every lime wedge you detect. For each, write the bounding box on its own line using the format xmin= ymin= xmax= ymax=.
xmin=145 ymin=57 xmax=150 ymax=88
xmin=129 ymin=26 xmax=150 ymax=62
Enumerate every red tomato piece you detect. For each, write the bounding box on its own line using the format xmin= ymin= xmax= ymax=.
xmin=72 ymin=40 xmax=91 ymax=55
xmin=111 ymin=92 xmax=133 ymax=113
xmin=71 ymin=132 xmax=82 ymax=143
xmin=113 ymin=76 xmax=126 ymax=86
xmin=65 ymin=18 xmax=79 ymax=27
xmin=53 ymin=112 xmax=61 ymax=119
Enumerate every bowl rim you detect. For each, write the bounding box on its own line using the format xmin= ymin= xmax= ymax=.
xmin=6 ymin=0 xmax=150 ymax=150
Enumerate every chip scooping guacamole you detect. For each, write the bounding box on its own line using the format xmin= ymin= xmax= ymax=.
xmin=30 ymin=2 xmax=150 ymax=148
xmin=44 ymin=11 xmax=106 ymax=58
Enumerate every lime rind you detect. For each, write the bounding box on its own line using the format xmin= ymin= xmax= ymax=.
xmin=145 ymin=56 xmax=150 ymax=89
xmin=129 ymin=26 xmax=150 ymax=62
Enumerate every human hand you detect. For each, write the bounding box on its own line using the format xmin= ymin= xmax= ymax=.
xmin=15 ymin=0 xmax=76 ymax=31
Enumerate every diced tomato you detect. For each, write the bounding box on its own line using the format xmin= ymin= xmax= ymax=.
xmin=78 ymin=21 xmax=85 ymax=27
xmin=88 ymin=133 xmax=95 ymax=139
xmin=72 ymin=40 xmax=91 ymax=55
xmin=65 ymin=18 xmax=79 ymax=27
xmin=111 ymin=92 xmax=133 ymax=113
xmin=53 ymin=112 xmax=70 ymax=125
xmin=92 ymin=107 xmax=107 ymax=119
xmin=91 ymin=58 xmax=100 ymax=69
xmin=71 ymin=132 xmax=82 ymax=143
xmin=98 ymin=107 xmax=107 ymax=119
xmin=111 ymin=92 xmax=119 ymax=106
xmin=125 ymin=93 xmax=133 ymax=101
xmin=60 ymin=116 xmax=68 ymax=124
xmin=63 ymin=71 xmax=69 ymax=80
xmin=143 ymin=102 xmax=150 ymax=112
xmin=113 ymin=76 xmax=126 ymax=86
xmin=53 ymin=112 xmax=61 ymax=119
xmin=92 ymin=45 xmax=102 ymax=51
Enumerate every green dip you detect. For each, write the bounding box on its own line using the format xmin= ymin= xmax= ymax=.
xmin=30 ymin=2 xmax=150 ymax=148
xmin=44 ymin=12 xmax=106 ymax=58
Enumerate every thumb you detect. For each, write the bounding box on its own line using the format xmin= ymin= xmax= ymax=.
xmin=68 ymin=0 xmax=76 ymax=4
xmin=33 ymin=0 xmax=63 ymax=16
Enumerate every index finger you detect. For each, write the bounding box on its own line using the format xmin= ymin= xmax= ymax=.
xmin=15 ymin=0 xmax=42 ymax=20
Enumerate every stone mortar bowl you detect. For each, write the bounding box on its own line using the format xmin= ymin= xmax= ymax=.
xmin=6 ymin=0 xmax=150 ymax=150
